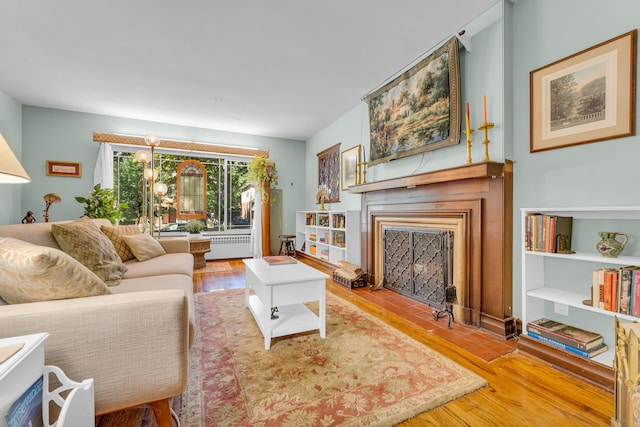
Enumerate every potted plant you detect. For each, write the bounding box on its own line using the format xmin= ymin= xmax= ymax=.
xmin=75 ymin=184 xmax=128 ymax=224
xmin=185 ymin=220 xmax=205 ymax=236
xmin=248 ymin=155 xmax=278 ymax=201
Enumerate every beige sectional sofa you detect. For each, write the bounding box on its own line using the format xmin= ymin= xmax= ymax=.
xmin=0 ymin=218 xmax=194 ymax=424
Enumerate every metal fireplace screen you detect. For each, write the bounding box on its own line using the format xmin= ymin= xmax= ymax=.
xmin=382 ymin=227 xmax=454 ymax=309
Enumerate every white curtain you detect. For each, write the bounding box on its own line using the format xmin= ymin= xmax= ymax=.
xmin=250 ymin=189 xmax=262 ymax=258
xmin=94 ymin=143 xmax=114 ymax=188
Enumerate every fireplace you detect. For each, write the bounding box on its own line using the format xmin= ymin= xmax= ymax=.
xmin=350 ymin=161 xmax=514 ymax=337
xmin=382 ymin=225 xmax=456 ymax=325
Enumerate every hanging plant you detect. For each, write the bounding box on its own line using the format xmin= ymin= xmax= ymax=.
xmin=75 ymin=184 xmax=128 ymax=224
xmin=248 ymin=155 xmax=278 ymax=201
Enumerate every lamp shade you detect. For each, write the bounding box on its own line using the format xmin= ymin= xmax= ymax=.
xmin=154 ymin=182 xmax=168 ymax=196
xmin=144 ymin=133 xmax=161 ymax=147
xmin=0 ymin=134 xmax=30 ymax=183
xmin=135 ymin=150 xmax=151 ymax=164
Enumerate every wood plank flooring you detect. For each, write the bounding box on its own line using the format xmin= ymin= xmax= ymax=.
xmin=197 ymin=259 xmax=614 ymax=426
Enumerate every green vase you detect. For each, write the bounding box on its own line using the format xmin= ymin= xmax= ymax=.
xmin=596 ymin=231 xmax=628 ymax=258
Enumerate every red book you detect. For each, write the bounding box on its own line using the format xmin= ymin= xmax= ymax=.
xmin=633 ymin=270 xmax=640 ymax=317
xmin=547 ymin=216 xmax=556 ymax=253
xmin=604 ymin=271 xmax=613 ymax=311
xmin=608 ymin=271 xmax=618 ymax=312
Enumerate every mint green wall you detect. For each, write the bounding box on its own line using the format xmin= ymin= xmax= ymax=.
xmin=20 ymin=106 xmax=306 ymax=232
xmin=511 ymin=0 xmax=640 ymax=318
xmin=305 ymin=1 xmax=507 ymax=211
xmin=0 ymin=91 xmax=24 ymax=224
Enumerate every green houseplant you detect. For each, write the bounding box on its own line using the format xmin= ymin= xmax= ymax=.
xmin=185 ymin=220 xmax=205 ymax=234
xmin=75 ymin=184 xmax=128 ymax=224
xmin=248 ymin=155 xmax=278 ymax=201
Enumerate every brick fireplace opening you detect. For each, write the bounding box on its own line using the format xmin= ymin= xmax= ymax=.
xmin=350 ymin=161 xmax=514 ymax=337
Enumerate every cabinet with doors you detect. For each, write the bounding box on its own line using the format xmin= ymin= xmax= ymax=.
xmin=519 ymin=206 xmax=640 ymax=387
xmin=295 ymin=210 xmax=360 ymax=266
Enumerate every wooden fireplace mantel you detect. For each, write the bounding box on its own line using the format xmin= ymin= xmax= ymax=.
xmin=351 ymin=160 xmax=514 ymax=338
xmin=349 ymin=161 xmax=511 ymax=194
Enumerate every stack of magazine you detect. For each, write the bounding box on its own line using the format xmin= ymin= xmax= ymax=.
xmin=526 ymin=318 xmax=607 ymax=358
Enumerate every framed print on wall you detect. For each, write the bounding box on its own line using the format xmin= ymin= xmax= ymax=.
xmin=46 ymin=160 xmax=82 ymax=178
xmin=530 ymin=29 xmax=637 ymax=153
xmin=317 ymin=143 xmax=340 ymax=203
xmin=341 ymin=145 xmax=361 ymax=190
xmin=366 ymin=36 xmax=460 ymax=165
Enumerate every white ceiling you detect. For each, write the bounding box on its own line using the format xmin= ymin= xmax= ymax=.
xmin=0 ymin=1 xmax=500 ymax=141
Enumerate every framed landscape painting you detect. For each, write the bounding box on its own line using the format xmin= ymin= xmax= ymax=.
xmin=367 ymin=36 xmax=460 ymax=166
xmin=530 ymin=30 xmax=637 ymax=152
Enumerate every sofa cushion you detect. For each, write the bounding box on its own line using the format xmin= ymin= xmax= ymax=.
xmin=0 ymin=237 xmax=111 ymax=304
xmin=123 ymin=253 xmax=194 ymax=279
xmin=122 ymin=233 xmax=167 ymax=262
xmin=100 ymin=225 xmax=140 ymax=262
xmin=51 ymin=217 xmax=127 ymax=286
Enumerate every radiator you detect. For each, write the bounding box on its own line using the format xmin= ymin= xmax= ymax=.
xmin=205 ymin=234 xmax=253 ymax=260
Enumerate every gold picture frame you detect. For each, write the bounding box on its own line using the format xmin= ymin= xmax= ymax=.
xmin=530 ymin=30 xmax=637 ymax=152
xmin=341 ymin=145 xmax=361 ymax=190
xmin=46 ymin=160 xmax=82 ymax=178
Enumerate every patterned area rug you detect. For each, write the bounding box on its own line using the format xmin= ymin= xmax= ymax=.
xmin=180 ymin=289 xmax=487 ymax=426
xmin=194 ymin=261 xmax=233 ymax=273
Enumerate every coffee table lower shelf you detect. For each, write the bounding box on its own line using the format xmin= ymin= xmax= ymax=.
xmin=247 ymin=294 xmax=321 ymax=346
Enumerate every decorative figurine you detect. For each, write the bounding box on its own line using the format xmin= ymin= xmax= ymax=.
xmin=556 ymin=234 xmax=575 ymax=254
xmin=21 ymin=210 xmax=36 ymax=224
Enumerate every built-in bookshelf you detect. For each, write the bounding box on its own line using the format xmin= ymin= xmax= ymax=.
xmin=520 ymin=206 xmax=640 ymax=386
xmin=296 ymin=210 xmax=360 ymax=265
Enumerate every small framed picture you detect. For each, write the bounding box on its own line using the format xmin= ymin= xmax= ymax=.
xmin=46 ymin=160 xmax=82 ymax=178
xmin=341 ymin=145 xmax=361 ymax=190
xmin=530 ymin=30 xmax=636 ymax=152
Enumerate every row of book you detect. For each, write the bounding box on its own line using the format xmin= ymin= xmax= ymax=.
xmin=524 ymin=213 xmax=573 ymax=253
xmin=591 ymin=266 xmax=640 ymax=316
xmin=526 ymin=318 xmax=607 ymax=359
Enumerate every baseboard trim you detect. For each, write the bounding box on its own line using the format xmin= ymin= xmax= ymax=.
xmin=517 ymin=335 xmax=613 ymax=390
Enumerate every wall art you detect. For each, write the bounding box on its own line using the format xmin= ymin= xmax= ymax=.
xmin=367 ymin=36 xmax=460 ymax=165
xmin=46 ymin=160 xmax=82 ymax=178
xmin=317 ymin=143 xmax=340 ymax=203
xmin=530 ymin=30 xmax=636 ymax=152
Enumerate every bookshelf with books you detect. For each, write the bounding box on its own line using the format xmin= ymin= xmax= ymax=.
xmin=520 ymin=206 xmax=640 ymax=386
xmin=296 ymin=210 xmax=360 ymax=265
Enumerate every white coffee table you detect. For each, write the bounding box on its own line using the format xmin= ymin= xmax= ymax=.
xmin=243 ymin=258 xmax=329 ymax=349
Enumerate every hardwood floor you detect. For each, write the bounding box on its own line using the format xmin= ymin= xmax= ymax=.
xmin=196 ymin=259 xmax=614 ymax=426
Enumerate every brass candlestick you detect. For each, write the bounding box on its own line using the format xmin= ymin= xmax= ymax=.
xmin=464 ymin=128 xmax=474 ymax=164
xmin=477 ymin=122 xmax=494 ymax=162
xmin=357 ymin=161 xmax=368 ymax=184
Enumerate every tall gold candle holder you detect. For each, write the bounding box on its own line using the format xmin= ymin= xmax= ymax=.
xmin=358 ymin=161 xmax=368 ymax=184
xmin=464 ymin=127 xmax=474 ymax=164
xmin=477 ymin=122 xmax=494 ymax=162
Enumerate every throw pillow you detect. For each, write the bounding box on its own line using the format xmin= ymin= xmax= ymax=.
xmin=122 ymin=233 xmax=167 ymax=262
xmin=51 ymin=216 xmax=127 ymax=286
xmin=100 ymin=225 xmax=140 ymax=262
xmin=0 ymin=237 xmax=111 ymax=304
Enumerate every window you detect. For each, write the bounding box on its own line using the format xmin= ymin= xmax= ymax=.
xmin=113 ymin=149 xmax=253 ymax=233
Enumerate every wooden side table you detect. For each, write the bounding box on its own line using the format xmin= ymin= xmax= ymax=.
xmin=189 ymin=238 xmax=211 ymax=269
